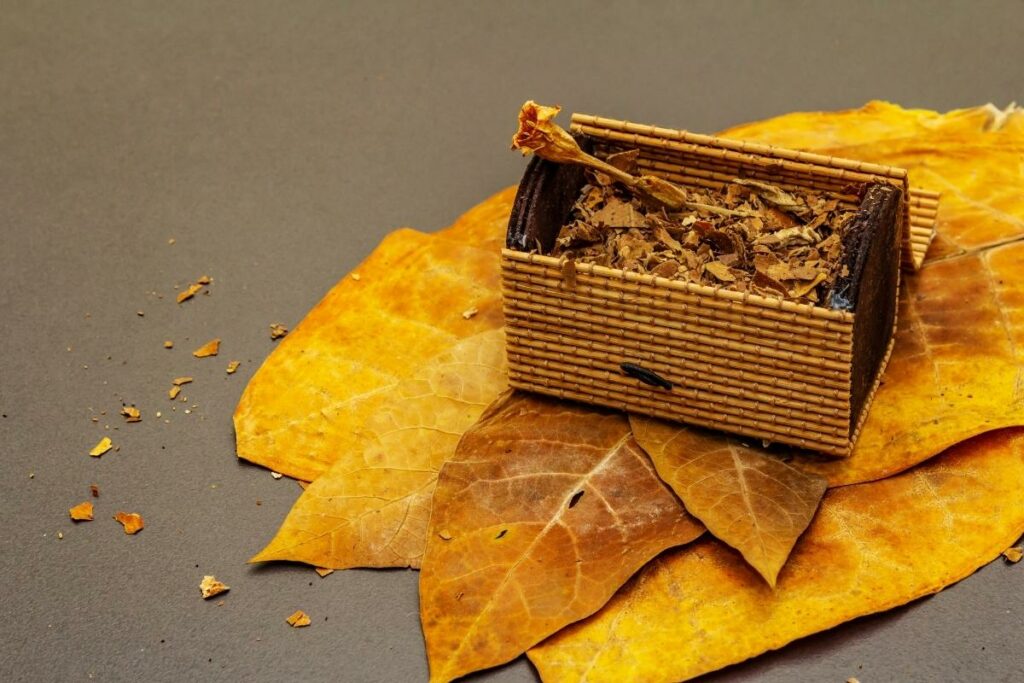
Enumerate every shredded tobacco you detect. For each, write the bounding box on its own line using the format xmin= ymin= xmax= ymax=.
xmin=549 ymin=154 xmax=856 ymax=304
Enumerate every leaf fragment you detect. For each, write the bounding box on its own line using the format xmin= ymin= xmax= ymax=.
xmin=172 ymin=377 xmax=193 ymax=386
xmin=199 ymin=575 xmax=229 ymax=599
xmin=630 ymin=415 xmax=826 ymax=586
xmin=120 ymin=405 xmax=141 ymax=423
xmin=69 ymin=501 xmax=94 ymax=521
xmin=420 ymin=393 xmax=704 ymax=683
xmin=113 ymin=511 xmax=144 ymax=535
xmin=192 ymin=339 xmax=220 ymax=358
xmin=1004 ymin=546 xmax=1023 ymax=563
xmin=269 ymin=323 xmax=288 ymax=340
xmin=233 ymin=188 xmax=513 ymax=481
xmin=529 ymin=429 xmax=1024 ymax=682
xmin=89 ymin=437 xmax=113 ymax=457
xmin=285 ymin=610 xmax=311 ymax=628
xmin=250 ymin=330 xmax=508 ymax=569
xmin=226 ymin=360 xmax=240 ymax=374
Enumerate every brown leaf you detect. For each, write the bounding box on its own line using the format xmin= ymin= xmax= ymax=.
xmin=113 ymin=511 xmax=144 ymax=535
xmin=703 ymin=260 xmax=736 ymax=282
xmin=69 ymin=501 xmax=94 ymax=521
xmin=630 ymin=415 xmax=826 ymax=586
xmin=419 ymin=393 xmax=704 ymax=683
xmin=233 ymin=188 xmax=512 ymax=482
xmin=192 ymin=339 xmax=220 ymax=358
xmin=529 ymin=429 xmax=1024 ymax=682
xmin=250 ymin=330 xmax=507 ymax=569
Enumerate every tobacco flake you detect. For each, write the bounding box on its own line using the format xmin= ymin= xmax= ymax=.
xmin=168 ymin=386 xmax=181 ymax=400
xmin=269 ymin=323 xmax=289 ymax=340
xmin=176 ymin=282 xmax=204 ymax=304
xmin=69 ymin=501 xmax=94 ymax=521
xmin=1004 ymin=546 xmax=1023 ymax=563
xmin=113 ymin=511 xmax=144 ymax=534
xmin=226 ymin=360 xmax=240 ymax=374
xmin=89 ymin=437 xmax=113 ymax=457
xmin=199 ymin=575 xmax=230 ymax=599
xmin=120 ymin=405 xmax=141 ymax=423
xmin=193 ymin=339 xmax=220 ymax=358
xmin=286 ymin=610 xmax=311 ymax=628
xmin=314 ymin=567 xmax=334 ymax=578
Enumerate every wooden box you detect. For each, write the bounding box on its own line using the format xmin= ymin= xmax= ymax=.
xmin=501 ymin=113 xmax=940 ymax=457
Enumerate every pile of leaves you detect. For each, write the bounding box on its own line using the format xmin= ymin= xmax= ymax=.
xmin=551 ymin=150 xmax=855 ymax=304
xmin=235 ymin=101 xmax=1024 ymax=682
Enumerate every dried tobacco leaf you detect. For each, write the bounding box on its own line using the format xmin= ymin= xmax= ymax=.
xmin=192 ymin=339 xmax=220 ymax=358
xmin=630 ymin=416 xmax=826 ymax=586
xmin=68 ymin=501 xmax=94 ymax=521
xmin=720 ymin=101 xmax=1024 ymax=261
xmin=250 ymin=330 xmax=507 ymax=569
xmin=420 ymin=393 xmax=704 ymax=683
xmin=529 ymin=429 xmax=1024 ymax=682
xmin=199 ymin=575 xmax=229 ymax=599
xmin=113 ymin=511 xmax=144 ymax=535
xmin=234 ymin=188 xmax=513 ymax=481
xmin=89 ymin=437 xmax=113 ymax=457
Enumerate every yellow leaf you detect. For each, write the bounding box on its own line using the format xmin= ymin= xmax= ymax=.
xmin=720 ymin=101 xmax=1024 ymax=262
xmin=285 ymin=610 xmax=311 ymax=628
xmin=630 ymin=415 xmax=826 ymax=587
xmin=233 ymin=188 xmax=514 ymax=482
xmin=420 ymin=393 xmax=704 ymax=683
xmin=528 ymin=429 xmax=1024 ymax=682
xmin=89 ymin=436 xmax=113 ymax=457
xmin=250 ymin=330 xmax=508 ymax=569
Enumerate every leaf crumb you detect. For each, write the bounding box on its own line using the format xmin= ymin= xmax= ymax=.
xmin=172 ymin=377 xmax=193 ymax=386
xmin=163 ymin=340 xmax=174 ymax=349
xmin=120 ymin=405 xmax=142 ymax=423
xmin=314 ymin=567 xmax=334 ymax=578
xmin=114 ymin=511 xmax=144 ymax=535
xmin=286 ymin=610 xmax=311 ymax=628
xmin=1003 ymin=546 xmax=1023 ymax=563
xmin=69 ymin=501 xmax=94 ymax=521
xmin=269 ymin=323 xmax=289 ymax=340
xmin=226 ymin=360 xmax=240 ymax=374
xmin=271 ymin=471 xmax=283 ymax=480
xmin=462 ymin=307 xmax=479 ymax=320
xmin=193 ymin=339 xmax=220 ymax=358
xmin=90 ymin=484 xmax=100 ymax=498
xmin=89 ymin=437 xmax=113 ymax=457
xmin=199 ymin=575 xmax=230 ymax=599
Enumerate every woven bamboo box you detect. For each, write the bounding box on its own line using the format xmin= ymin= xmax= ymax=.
xmin=502 ymin=113 xmax=940 ymax=457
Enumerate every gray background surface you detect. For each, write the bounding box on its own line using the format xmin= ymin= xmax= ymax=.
xmin=2 ymin=1 xmax=1022 ymax=681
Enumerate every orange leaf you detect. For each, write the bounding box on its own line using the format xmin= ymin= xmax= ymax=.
xmin=192 ymin=339 xmax=220 ymax=358
xmin=250 ymin=330 xmax=507 ymax=569
xmin=419 ymin=393 xmax=704 ymax=683
xmin=529 ymin=429 xmax=1024 ymax=682
xmin=233 ymin=188 xmax=514 ymax=482
xmin=630 ymin=415 xmax=826 ymax=586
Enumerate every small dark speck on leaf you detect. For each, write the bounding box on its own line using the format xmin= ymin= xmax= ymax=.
xmin=568 ymin=490 xmax=585 ymax=509
xmin=495 ymin=529 xmax=508 ymax=540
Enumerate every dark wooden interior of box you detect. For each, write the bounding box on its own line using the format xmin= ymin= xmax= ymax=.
xmin=507 ymin=138 xmax=902 ymax=440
